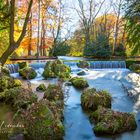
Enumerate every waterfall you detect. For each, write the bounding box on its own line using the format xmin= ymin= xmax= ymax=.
xmin=29 ymin=62 xmax=46 ymax=70
xmin=64 ymin=62 xmax=78 ymax=68
xmin=89 ymin=61 xmax=126 ymax=69
xmin=5 ymin=64 xmax=19 ymax=73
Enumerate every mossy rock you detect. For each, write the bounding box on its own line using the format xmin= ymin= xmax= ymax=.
xmin=16 ymin=100 xmax=64 ymax=140
xmin=18 ymin=62 xmax=29 ymax=69
xmin=77 ymin=60 xmax=89 ymax=68
xmin=4 ymin=87 xmax=37 ymax=109
xmin=129 ymin=63 xmax=140 ymax=73
xmin=70 ymin=77 xmax=89 ymax=89
xmin=43 ymin=60 xmax=70 ymax=80
xmin=1 ymin=66 xmax=10 ymax=76
xmin=42 ymin=67 xmax=56 ymax=78
xmin=44 ymin=84 xmax=64 ymax=101
xmin=54 ymin=64 xmax=71 ymax=75
xmin=77 ymin=70 xmax=87 ymax=76
xmin=90 ymin=106 xmax=137 ymax=135
xmin=81 ymin=88 xmax=111 ymax=111
xmin=36 ymin=84 xmax=47 ymax=92
xmin=0 ymin=76 xmax=22 ymax=92
xmin=19 ymin=67 xmax=37 ymax=79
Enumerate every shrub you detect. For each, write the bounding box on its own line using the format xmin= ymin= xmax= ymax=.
xmin=114 ymin=43 xmax=126 ymax=56
xmin=19 ymin=67 xmax=37 ymax=79
xmin=81 ymin=88 xmax=111 ymax=111
xmin=70 ymin=77 xmax=89 ymax=89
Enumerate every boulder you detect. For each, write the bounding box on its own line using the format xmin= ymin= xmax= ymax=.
xmin=18 ymin=62 xmax=29 ymax=69
xmin=129 ymin=63 xmax=140 ymax=73
xmin=19 ymin=67 xmax=37 ymax=79
xmin=44 ymin=84 xmax=64 ymax=101
xmin=42 ymin=68 xmax=56 ymax=78
xmin=90 ymin=106 xmax=137 ymax=135
xmin=36 ymin=84 xmax=47 ymax=92
xmin=0 ymin=76 xmax=22 ymax=92
xmin=77 ymin=60 xmax=90 ymax=68
xmin=70 ymin=77 xmax=89 ymax=89
xmin=1 ymin=66 xmax=10 ymax=76
xmin=4 ymin=87 xmax=37 ymax=109
xmin=81 ymin=88 xmax=111 ymax=111
xmin=77 ymin=70 xmax=87 ymax=76
xmin=17 ymin=100 xmax=64 ymax=140
xmin=43 ymin=60 xmax=71 ymax=80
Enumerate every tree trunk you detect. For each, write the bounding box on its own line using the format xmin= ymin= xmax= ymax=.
xmin=28 ymin=12 xmax=32 ymax=56
xmin=37 ymin=0 xmax=41 ymax=57
xmin=0 ymin=44 xmax=16 ymax=65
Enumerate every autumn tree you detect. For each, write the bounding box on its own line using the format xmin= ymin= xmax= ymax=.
xmin=0 ymin=0 xmax=33 ymax=65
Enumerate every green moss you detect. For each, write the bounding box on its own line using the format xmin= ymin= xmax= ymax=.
xmin=77 ymin=71 xmax=86 ymax=76
xmin=70 ymin=77 xmax=89 ymax=89
xmin=42 ymin=68 xmax=56 ymax=79
xmin=129 ymin=63 xmax=140 ymax=73
xmin=19 ymin=67 xmax=37 ymax=79
xmin=36 ymin=84 xmax=47 ymax=92
xmin=77 ymin=60 xmax=90 ymax=68
xmin=90 ymin=106 xmax=137 ymax=135
xmin=1 ymin=66 xmax=10 ymax=76
xmin=81 ymin=88 xmax=111 ymax=111
xmin=16 ymin=100 xmax=64 ymax=140
xmin=4 ymin=87 xmax=37 ymax=110
xmin=0 ymin=76 xmax=22 ymax=92
xmin=44 ymin=84 xmax=64 ymax=101
xmin=18 ymin=62 xmax=29 ymax=69
xmin=43 ymin=60 xmax=71 ymax=80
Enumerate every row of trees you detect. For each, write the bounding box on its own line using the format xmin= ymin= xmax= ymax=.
xmin=0 ymin=0 xmax=68 ymax=65
xmin=0 ymin=0 xmax=140 ymax=65
xmin=68 ymin=0 xmax=140 ymax=57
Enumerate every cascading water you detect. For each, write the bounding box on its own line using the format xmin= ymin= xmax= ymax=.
xmin=5 ymin=64 xmax=19 ymax=73
xmin=89 ymin=61 xmax=126 ymax=69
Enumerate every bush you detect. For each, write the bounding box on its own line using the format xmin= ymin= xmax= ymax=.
xmin=50 ymin=43 xmax=71 ymax=56
xmin=126 ymin=60 xmax=136 ymax=68
xmin=70 ymin=77 xmax=89 ymax=89
xmin=18 ymin=62 xmax=29 ymax=69
xmin=77 ymin=61 xmax=89 ymax=68
xmin=81 ymin=88 xmax=111 ymax=111
xmin=17 ymin=100 xmax=64 ymax=140
xmin=90 ymin=106 xmax=137 ymax=135
xmin=114 ymin=43 xmax=126 ymax=56
xmin=19 ymin=67 xmax=37 ymax=79
xmin=36 ymin=84 xmax=47 ymax=92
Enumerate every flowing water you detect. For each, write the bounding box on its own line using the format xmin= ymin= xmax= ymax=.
xmin=8 ymin=57 xmax=140 ymax=140
xmin=63 ymin=66 xmax=140 ymax=140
